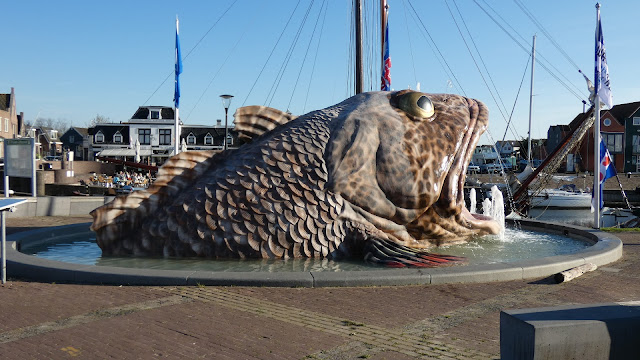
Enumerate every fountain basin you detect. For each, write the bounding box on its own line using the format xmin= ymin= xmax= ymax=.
xmin=6 ymin=219 xmax=622 ymax=287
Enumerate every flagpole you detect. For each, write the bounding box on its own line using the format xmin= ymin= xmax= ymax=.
xmin=174 ymin=16 xmax=182 ymax=156
xmin=593 ymin=3 xmax=601 ymax=229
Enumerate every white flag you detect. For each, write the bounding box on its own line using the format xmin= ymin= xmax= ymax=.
xmin=595 ymin=13 xmax=613 ymax=109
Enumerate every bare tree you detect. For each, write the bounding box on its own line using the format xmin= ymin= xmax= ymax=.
xmin=88 ymin=114 xmax=111 ymax=127
xmin=32 ymin=117 xmax=68 ymax=134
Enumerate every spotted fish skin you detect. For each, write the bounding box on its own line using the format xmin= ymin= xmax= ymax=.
xmin=91 ymin=91 xmax=499 ymax=266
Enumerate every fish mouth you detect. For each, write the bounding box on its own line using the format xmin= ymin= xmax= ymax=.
xmin=435 ymin=98 xmax=500 ymax=235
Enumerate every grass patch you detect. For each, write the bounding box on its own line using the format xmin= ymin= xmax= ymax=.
xmin=602 ymin=227 xmax=640 ymax=232
xmin=341 ymin=320 xmax=365 ymax=327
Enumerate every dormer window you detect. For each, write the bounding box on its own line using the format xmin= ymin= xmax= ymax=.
xmin=187 ymin=133 xmax=196 ymax=145
xmin=95 ymin=131 xmax=104 ymax=143
xmin=204 ymin=133 xmax=213 ymax=145
xmin=49 ymin=130 xmax=58 ymax=140
xmin=113 ymin=132 xmax=123 ymax=143
xmin=226 ymin=134 xmax=233 ymax=146
xmin=28 ymin=129 xmax=36 ymax=137
xmin=150 ymin=110 xmax=160 ymax=119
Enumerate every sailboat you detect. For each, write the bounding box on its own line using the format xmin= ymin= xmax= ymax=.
xmin=511 ymin=35 xmax=592 ymax=210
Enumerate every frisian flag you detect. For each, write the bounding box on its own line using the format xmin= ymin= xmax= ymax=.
xmin=591 ymin=139 xmax=617 ymax=212
xmin=174 ymin=17 xmax=183 ymax=109
xmin=381 ymin=0 xmax=391 ymax=91
xmin=595 ymin=8 xmax=612 ymax=109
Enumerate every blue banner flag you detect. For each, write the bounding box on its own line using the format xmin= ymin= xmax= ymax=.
xmin=174 ymin=17 xmax=183 ymax=109
xmin=595 ymin=9 xmax=612 ymax=108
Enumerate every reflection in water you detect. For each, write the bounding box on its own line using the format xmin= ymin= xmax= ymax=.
xmin=20 ymin=224 xmax=591 ymax=271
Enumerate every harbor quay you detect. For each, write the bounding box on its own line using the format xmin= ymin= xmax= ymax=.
xmin=1 ymin=216 xmax=639 ymax=359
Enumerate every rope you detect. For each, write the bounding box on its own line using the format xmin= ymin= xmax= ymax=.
xmin=266 ymin=0 xmax=316 ymax=107
xmin=287 ymin=0 xmax=327 ymax=112
xmin=143 ymin=0 xmax=239 ymax=106
xmin=241 ymin=0 xmax=304 ymax=107
xmin=405 ymin=0 xmax=467 ymax=97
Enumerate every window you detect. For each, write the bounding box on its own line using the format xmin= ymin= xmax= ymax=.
xmin=204 ymin=134 xmax=213 ymax=145
xmin=603 ymin=118 xmax=611 ymax=127
xmin=603 ymin=133 xmax=623 ymax=153
xmin=69 ymin=135 xmax=75 ymax=143
xmin=634 ymin=117 xmax=640 ymax=126
xmin=150 ymin=110 xmax=160 ymax=119
xmin=187 ymin=133 xmax=196 ymax=145
xmin=113 ymin=133 xmax=123 ymax=143
xmin=95 ymin=132 xmax=104 ymax=143
xmin=159 ymin=129 xmax=172 ymax=145
xmin=4 ymin=118 xmax=8 ymax=132
xmin=49 ymin=130 xmax=58 ymax=139
xmin=138 ymin=129 xmax=151 ymax=145
xmin=633 ymin=135 xmax=640 ymax=154
xmin=226 ymin=134 xmax=233 ymax=146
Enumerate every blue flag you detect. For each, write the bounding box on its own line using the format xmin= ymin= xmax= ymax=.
xmin=595 ymin=8 xmax=612 ymax=108
xmin=174 ymin=17 xmax=183 ymax=109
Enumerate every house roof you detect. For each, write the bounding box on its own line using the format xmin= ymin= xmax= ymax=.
xmin=606 ymin=101 xmax=640 ymax=121
xmin=72 ymin=127 xmax=89 ymax=136
xmin=0 ymin=93 xmax=10 ymax=111
xmin=131 ymin=106 xmax=175 ymax=120
xmin=90 ymin=125 xmax=131 ymax=144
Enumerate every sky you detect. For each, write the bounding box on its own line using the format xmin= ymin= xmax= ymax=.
xmin=2 ymin=0 xmax=639 ymax=145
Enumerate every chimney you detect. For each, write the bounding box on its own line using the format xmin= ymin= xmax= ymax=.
xmin=216 ymin=119 xmax=222 ymax=126
xmin=18 ymin=112 xmax=24 ymax=137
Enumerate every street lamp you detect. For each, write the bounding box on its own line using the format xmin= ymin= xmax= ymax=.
xmin=220 ymin=94 xmax=234 ymax=150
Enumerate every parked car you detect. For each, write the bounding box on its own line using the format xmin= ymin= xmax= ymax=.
xmin=44 ymin=155 xmax=62 ymax=161
xmin=500 ymin=159 xmax=513 ymax=171
xmin=467 ymin=162 xmax=480 ymax=174
xmin=116 ymin=185 xmax=145 ymax=195
xmin=481 ymin=163 xmax=504 ymax=174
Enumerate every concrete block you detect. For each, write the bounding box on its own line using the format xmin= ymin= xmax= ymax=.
xmin=501 ymin=302 xmax=640 ymax=360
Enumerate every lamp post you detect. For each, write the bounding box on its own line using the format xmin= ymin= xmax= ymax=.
xmin=220 ymin=94 xmax=234 ymax=150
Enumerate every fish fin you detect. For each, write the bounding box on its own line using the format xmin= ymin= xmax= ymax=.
xmin=362 ymin=238 xmax=465 ymax=268
xmin=90 ymin=150 xmax=217 ymax=251
xmin=234 ymin=105 xmax=296 ymax=142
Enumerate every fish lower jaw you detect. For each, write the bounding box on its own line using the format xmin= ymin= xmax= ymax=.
xmin=460 ymin=207 xmax=501 ymax=235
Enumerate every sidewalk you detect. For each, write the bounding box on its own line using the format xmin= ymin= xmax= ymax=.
xmin=1 ymin=216 xmax=640 ymax=359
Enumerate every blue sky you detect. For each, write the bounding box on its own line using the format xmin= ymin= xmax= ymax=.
xmin=2 ymin=1 xmax=639 ymax=145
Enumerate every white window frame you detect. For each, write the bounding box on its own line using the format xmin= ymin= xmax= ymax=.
xmin=95 ymin=132 xmax=104 ymax=143
xmin=226 ymin=134 xmax=233 ymax=146
xmin=204 ymin=134 xmax=213 ymax=145
xmin=187 ymin=133 xmax=196 ymax=145
xmin=113 ymin=132 xmax=123 ymax=143
xmin=633 ymin=117 xmax=640 ymax=126
xmin=150 ymin=110 xmax=160 ymax=119
xmin=4 ymin=118 xmax=8 ymax=132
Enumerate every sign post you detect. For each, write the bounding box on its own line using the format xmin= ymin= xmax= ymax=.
xmin=0 ymin=198 xmax=27 ymax=284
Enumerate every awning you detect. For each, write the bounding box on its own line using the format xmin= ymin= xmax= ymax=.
xmin=97 ymin=148 xmax=153 ymax=157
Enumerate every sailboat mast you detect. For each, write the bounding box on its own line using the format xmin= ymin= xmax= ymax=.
xmin=527 ymin=35 xmax=536 ymax=164
xmin=355 ymin=0 xmax=364 ymax=94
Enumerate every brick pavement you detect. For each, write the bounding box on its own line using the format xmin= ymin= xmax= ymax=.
xmin=1 ymin=217 xmax=639 ymax=359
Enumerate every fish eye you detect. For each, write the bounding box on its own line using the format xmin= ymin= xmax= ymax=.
xmin=396 ymin=92 xmax=435 ymax=119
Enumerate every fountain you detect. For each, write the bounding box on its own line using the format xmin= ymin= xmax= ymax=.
xmin=4 ymin=92 xmax=624 ymax=286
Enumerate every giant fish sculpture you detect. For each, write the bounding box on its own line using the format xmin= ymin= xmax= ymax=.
xmin=91 ymin=91 xmax=500 ymax=267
